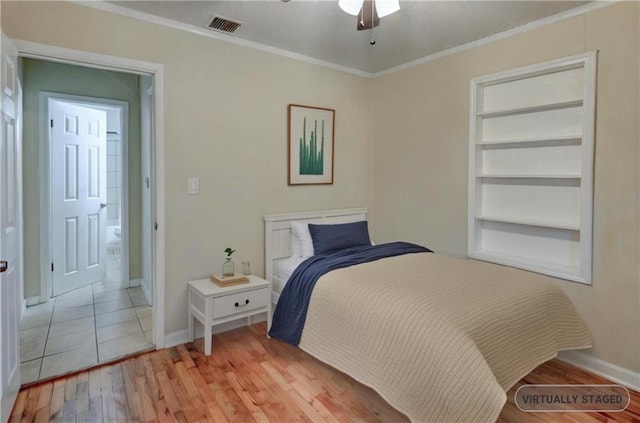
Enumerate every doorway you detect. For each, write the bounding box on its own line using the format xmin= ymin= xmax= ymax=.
xmin=18 ymin=58 xmax=158 ymax=383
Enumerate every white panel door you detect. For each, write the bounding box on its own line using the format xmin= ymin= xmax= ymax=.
xmin=0 ymin=32 xmax=22 ymax=423
xmin=51 ymin=100 xmax=107 ymax=296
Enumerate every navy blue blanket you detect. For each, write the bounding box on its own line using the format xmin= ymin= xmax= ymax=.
xmin=269 ymin=242 xmax=432 ymax=345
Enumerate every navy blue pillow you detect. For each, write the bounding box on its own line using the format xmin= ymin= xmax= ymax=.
xmin=308 ymin=221 xmax=371 ymax=255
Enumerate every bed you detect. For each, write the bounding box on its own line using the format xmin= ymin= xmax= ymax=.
xmin=264 ymin=208 xmax=370 ymax=307
xmin=263 ymin=208 xmax=592 ymax=423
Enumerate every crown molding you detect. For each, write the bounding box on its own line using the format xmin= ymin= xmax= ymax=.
xmin=71 ymin=0 xmax=617 ymax=79
xmin=374 ymin=1 xmax=617 ymax=77
xmin=70 ymin=0 xmax=374 ymax=78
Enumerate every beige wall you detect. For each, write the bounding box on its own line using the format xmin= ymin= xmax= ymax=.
xmin=1 ymin=1 xmax=374 ymax=334
xmin=373 ymin=2 xmax=639 ymax=372
xmin=21 ymin=58 xmax=142 ymax=298
xmin=3 ymin=1 xmax=638 ymax=374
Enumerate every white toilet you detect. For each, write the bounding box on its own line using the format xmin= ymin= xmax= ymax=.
xmin=106 ymin=226 xmax=121 ymax=251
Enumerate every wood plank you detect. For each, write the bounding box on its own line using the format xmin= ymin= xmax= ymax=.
xmin=48 ymin=380 xmax=65 ymax=423
xmin=155 ymin=370 xmax=182 ymax=416
xmin=224 ymin=372 xmax=270 ymax=422
xmin=135 ymin=375 xmax=158 ymax=422
xmin=33 ymin=406 xmax=49 ymax=423
xmin=11 ymin=322 xmax=640 ymax=423
xmin=167 ymin=370 xmax=202 ymax=423
xmin=9 ymin=389 xmax=28 ymax=422
xmin=62 ymin=374 xmax=76 ymax=402
xmin=205 ymin=400 xmax=231 ymax=423
xmin=110 ymin=363 xmax=131 ymax=423
xmin=250 ymin=382 xmax=305 ymax=423
xmin=87 ymin=397 xmax=102 ymax=423
xmin=99 ymin=366 xmax=117 ymax=423
xmin=74 ymin=372 xmax=89 ymax=422
xmin=174 ymin=361 xmax=199 ymax=399
xmin=189 ymin=394 xmax=217 ymax=422
xmin=35 ymin=383 xmax=52 ymax=414
xmin=187 ymin=366 xmax=216 ymax=405
xmin=61 ymin=399 xmax=76 ymax=423
xmin=121 ymin=360 xmax=144 ymax=421
xmin=87 ymin=369 xmax=102 ymax=422
xmin=175 ymin=344 xmax=195 ymax=369
xmin=218 ymin=386 xmax=256 ymax=423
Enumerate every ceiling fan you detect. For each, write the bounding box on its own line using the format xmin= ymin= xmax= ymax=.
xmin=338 ymin=0 xmax=400 ymax=31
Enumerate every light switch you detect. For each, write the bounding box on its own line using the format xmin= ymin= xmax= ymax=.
xmin=187 ymin=178 xmax=199 ymax=195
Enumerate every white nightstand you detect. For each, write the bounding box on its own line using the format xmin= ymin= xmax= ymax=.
xmin=187 ymin=275 xmax=271 ymax=355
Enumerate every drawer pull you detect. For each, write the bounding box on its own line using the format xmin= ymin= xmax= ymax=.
xmin=234 ymin=299 xmax=250 ymax=307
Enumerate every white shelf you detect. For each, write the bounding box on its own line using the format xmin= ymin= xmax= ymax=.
xmin=478 ymin=174 xmax=581 ymax=179
xmin=469 ymin=249 xmax=584 ymax=283
xmin=477 ymin=136 xmax=582 ymax=148
xmin=476 ymin=215 xmax=580 ymax=231
xmin=477 ymin=99 xmax=583 ymax=118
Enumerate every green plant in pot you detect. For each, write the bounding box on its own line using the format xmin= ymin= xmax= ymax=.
xmin=222 ymin=247 xmax=236 ymax=277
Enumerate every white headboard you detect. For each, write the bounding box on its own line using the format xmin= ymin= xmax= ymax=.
xmin=263 ymin=208 xmax=368 ymax=282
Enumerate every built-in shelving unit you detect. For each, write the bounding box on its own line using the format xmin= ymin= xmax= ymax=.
xmin=468 ymin=52 xmax=597 ymax=284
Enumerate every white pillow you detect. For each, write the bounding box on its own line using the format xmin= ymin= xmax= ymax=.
xmin=290 ymin=228 xmax=301 ymax=257
xmin=291 ymin=221 xmax=314 ymax=258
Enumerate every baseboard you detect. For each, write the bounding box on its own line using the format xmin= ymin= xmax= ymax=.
xmin=25 ymin=295 xmax=42 ymax=307
xmin=129 ymin=278 xmax=142 ymax=287
xmin=164 ymin=312 xmax=267 ymax=349
xmin=140 ymin=279 xmax=152 ymax=306
xmin=557 ymin=350 xmax=640 ymax=392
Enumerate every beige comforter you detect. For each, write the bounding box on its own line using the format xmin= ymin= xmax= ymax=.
xmin=298 ymin=253 xmax=591 ymax=423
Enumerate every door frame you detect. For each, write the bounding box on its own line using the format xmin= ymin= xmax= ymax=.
xmin=15 ymin=39 xmax=166 ymax=348
xmin=140 ymin=80 xmax=154 ymax=306
xmin=40 ymin=93 xmax=130 ymax=297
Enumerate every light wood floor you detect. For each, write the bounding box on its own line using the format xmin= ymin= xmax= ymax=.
xmin=11 ymin=322 xmax=640 ymax=422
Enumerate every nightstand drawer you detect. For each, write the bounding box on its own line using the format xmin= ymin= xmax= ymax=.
xmin=212 ymin=287 xmax=269 ymax=319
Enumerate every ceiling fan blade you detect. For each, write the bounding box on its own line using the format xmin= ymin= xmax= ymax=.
xmin=375 ymin=0 xmax=400 ymax=18
xmin=339 ymin=0 xmax=364 ymax=16
xmin=357 ymin=0 xmax=379 ymax=31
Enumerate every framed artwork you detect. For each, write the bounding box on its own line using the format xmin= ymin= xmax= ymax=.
xmin=288 ymin=104 xmax=335 ymax=185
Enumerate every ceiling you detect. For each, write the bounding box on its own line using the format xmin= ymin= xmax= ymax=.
xmin=108 ymin=1 xmax=590 ymax=74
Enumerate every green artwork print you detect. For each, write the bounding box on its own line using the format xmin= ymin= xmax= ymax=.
xmin=299 ymin=117 xmax=324 ymax=175
xmin=288 ymin=104 xmax=334 ymax=185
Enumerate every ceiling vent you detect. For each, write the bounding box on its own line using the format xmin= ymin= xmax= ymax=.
xmin=205 ymin=16 xmax=242 ymax=34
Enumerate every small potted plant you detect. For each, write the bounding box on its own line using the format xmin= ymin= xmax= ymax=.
xmin=222 ymin=247 xmax=236 ymax=277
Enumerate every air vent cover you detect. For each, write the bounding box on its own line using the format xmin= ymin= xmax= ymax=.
xmin=206 ymin=16 xmax=242 ymax=34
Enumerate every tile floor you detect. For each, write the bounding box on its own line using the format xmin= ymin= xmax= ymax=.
xmin=19 ymin=249 xmax=153 ymax=384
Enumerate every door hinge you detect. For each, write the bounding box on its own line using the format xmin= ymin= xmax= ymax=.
xmin=51 ymin=262 xmax=54 ymax=272
xmin=154 ymin=222 xmax=158 ymax=231
xmin=50 ymin=119 xmax=53 ymax=128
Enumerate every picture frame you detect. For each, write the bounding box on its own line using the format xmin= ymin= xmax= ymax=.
xmin=288 ymin=104 xmax=335 ymax=185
